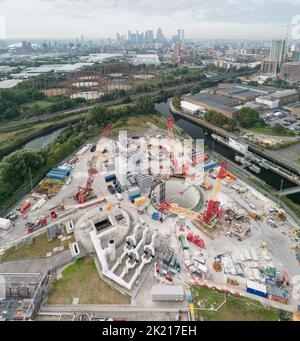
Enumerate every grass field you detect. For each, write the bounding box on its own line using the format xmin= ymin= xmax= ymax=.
xmin=249 ymin=126 xmax=295 ymax=137
xmin=0 ymin=232 xmax=74 ymax=264
xmin=47 ymin=256 xmax=130 ymax=305
xmin=191 ymin=286 xmax=289 ymax=321
xmin=0 ymin=112 xmax=86 ymax=153
xmin=21 ymin=100 xmax=53 ymax=110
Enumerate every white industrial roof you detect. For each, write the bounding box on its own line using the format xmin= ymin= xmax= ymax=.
xmin=0 ymin=79 xmax=23 ymax=89
xmin=271 ymin=89 xmax=298 ymax=98
xmin=246 ymin=280 xmax=267 ymax=293
xmin=181 ymin=100 xmax=205 ymax=112
xmin=132 ymin=54 xmax=160 ymax=66
xmin=151 ymin=284 xmax=184 ymax=295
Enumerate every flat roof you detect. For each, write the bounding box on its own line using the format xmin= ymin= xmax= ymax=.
xmin=0 ymin=79 xmax=23 ymax=89
xmin=186 ymin=93 xmax=239 ymax=114
xmin=181 ymin=100 xmax=205 ymax=112
xmin=151 ymin=285 xmax=184 ymax=296
xmin=271 ymin=89 xmax=299 ymax=98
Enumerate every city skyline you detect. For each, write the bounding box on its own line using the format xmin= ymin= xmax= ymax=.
xmin=0 ymin=0 xmax=298 ymax=39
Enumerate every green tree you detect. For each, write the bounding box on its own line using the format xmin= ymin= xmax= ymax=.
xmin=173 ymin=91 xmax=182 ymax=110
xmin=272 ymin=123 xmax=285 ymax=134
xmin=0 ymin=150 xmax=45 ymax=195
xmin=234 ymin=107 xmax=264 ymax=129
xmin=85 ymin=104 xmax=109 ymax=126
xmin=191 ymin=86 xmax=201 ymax=95
xmin=3 ymin=106 xmax=21 ymax=120
xmin=135 ymin=95 xmax=155 ymax=114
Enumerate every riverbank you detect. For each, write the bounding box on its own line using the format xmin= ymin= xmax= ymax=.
xmin=166 ymin=100 xmax=300 ymax=220
xmin=169 ymin=100 xmax=300 ymax=175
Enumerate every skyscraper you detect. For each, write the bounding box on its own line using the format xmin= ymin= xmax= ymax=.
xmin=269 ymin=40 xmax=286 ymax=66
xmin=156 ymin=28 xmax=165 ymax=43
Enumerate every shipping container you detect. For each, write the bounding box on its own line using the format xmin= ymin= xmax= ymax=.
xmin=52 ymin=167 xmax=71 ymax=175
xmin=204 ymin=161 xmax=218 ymax=172
xmin=152 ymin=212 xmax=160 ymax=221
xmin=105 ymin=174 xmax=116 ymax=183
xmin=128 ymin=186 xmax=141 ymax=196
xmin=129 ymin=193 xmax=141 ymax=203
xmin=246 ymin=280 xmax=268 ymax=298
xmin=46 ymin=172 xmax=66 ymax=180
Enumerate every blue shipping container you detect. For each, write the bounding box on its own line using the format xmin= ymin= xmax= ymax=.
xmin=47 ymin=173 xmax=65 ymax=180
xmin=47 ymin=171 xmax=67 ymax=178
xmin=105 ymin=174 xmax=116 ymax=183
xmin=52 ymin=167 xmax=70 ymax=175
xmin=129 ymin=193 xmax=141 ymax=203
xmin=204 ymin=161 xmax=218 ymax=172
xmin=246 ymin=281 xmax=268 ymax=298
xmin=152 ymin=212 xmax=160 ymax=220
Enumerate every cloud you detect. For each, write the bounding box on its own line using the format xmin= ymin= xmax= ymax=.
xmin=30 ymin=0 xmax=300 ymax=24
xmin=0 ymin=0 xmax=297 ymax=38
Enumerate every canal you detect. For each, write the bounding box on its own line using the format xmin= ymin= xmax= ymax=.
xmin=155 ymin=99 xmax=300 ymax=205
xmin=23 ymin=128 xmax=64 ymax=151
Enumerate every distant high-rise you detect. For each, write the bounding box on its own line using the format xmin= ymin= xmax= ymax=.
xmin=269 ymin=40 xmax=286 ymax=66
xmin=156 ymin=28 xmax=165 ymax=43
xmin=181 ymin=29 xmax=185 ymax=41
xmin=145 ymin=30 xmax=154 ymax=44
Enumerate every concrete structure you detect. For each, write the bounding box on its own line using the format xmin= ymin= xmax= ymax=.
xmin=151 ymin=285 xmax=185 ymax=301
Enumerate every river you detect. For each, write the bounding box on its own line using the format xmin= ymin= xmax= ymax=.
xmin=23 ymin=128 xmax=64 ymax=151
xmin=155 ymin=99 xmax=300 ymax=205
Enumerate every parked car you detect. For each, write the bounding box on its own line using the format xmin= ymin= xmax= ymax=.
xmin=90 ymin=145 xmax=97 ymax=153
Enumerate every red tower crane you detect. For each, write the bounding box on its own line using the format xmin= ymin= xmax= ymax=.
xmin=74 ymin=125 xmax=112 ymax=203
xmin=201 ymin=161 xmax=227 ymax=223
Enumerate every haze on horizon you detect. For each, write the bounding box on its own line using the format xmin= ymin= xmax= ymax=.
xmin=0 ymin=0 xmax=298 ymax=40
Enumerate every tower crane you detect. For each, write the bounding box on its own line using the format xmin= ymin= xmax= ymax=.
xmin=201 ymin=161 xmax=227 ymax=223
xmin=74 ymin=125 xmax=112 ymax=203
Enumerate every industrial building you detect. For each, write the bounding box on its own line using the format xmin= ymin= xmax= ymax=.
xmin=182 ymin=93 xmax=240 ymax=118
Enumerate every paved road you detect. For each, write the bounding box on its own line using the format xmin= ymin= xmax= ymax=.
xmin=0 ymin=250 xmax=73 ymax=273
xmin=39 ymin=304 xmax=189 ymax=321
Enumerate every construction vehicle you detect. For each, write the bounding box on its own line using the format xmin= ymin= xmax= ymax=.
xmin=187 ymin=232 xmax=205 ymax=248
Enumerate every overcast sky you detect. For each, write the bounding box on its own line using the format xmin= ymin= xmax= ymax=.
xmin=0 ymin=0 xmax=299 ymax=39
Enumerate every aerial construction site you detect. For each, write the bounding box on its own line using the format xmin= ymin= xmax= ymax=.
xmin=0 ymin=118 xmax=299 ymax=322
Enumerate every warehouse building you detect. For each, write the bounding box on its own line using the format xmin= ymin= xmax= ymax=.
xmin=183 ymin=93 xmax=240 ymax=118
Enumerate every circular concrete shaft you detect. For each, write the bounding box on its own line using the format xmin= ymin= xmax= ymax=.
xmin=154 ymin=178 xmax=204 ymax=210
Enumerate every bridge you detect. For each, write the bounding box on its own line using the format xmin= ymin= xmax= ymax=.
xmin=277 ymin=186 xmax=300 ymax=196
